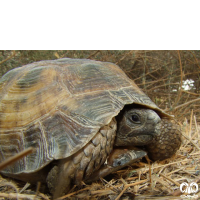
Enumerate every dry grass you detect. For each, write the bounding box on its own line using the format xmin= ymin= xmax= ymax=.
xmin=0 ymin=112 xmax=200 ymax=200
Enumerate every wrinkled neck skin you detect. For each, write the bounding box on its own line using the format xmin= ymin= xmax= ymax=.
xmin=115 ymin=107 xmax=161 ymax=147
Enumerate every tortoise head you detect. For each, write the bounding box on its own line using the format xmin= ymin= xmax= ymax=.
xmin=115 ymin=108 xmax=161 ymax=146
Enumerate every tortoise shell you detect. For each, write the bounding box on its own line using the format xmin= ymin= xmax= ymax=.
xmin=0 ymin=58 xmax=171 ymax=174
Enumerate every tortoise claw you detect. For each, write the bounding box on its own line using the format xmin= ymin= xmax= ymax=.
xmin=85 ymin=148 xmax=146 ymax=183
xmin=107 ymin=148 xmax=147 ymax=167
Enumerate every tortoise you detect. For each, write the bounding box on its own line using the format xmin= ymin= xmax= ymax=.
xmin=0 ymin=58 xmax=181 ymax=198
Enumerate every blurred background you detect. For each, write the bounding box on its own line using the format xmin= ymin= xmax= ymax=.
xmin=1 ymin=50 xmax=200 ymax=122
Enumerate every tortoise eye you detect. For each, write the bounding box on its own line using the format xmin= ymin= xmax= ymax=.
xmin=131 ymin=114 xmax=140 ymax=123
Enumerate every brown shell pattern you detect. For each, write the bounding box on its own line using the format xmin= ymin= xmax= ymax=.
xmin=0 ymin=58 xmax=170 ymax=174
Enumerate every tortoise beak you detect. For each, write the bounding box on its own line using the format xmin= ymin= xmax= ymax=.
xmin=147 ymin=112 xmax=161 ymax=136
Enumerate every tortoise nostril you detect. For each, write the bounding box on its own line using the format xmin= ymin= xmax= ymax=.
xmin=117 ymin=161 xmax=121 ymax=165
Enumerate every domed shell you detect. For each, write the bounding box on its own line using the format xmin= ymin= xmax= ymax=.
xmin=0 ymin=58 xmax=172 ymax=174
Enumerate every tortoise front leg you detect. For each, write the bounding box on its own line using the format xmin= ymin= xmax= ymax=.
xmin=47 ymin=148 xmax=146 ymax=198
xmin=85 ymin=148 xmax=147 ymax=183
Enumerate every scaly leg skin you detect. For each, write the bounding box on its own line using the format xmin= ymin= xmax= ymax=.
xmin=85 ymin=148 xmax=147 ymax=183
xmin=46 ymin=160 xmax=73 ymax=199
xmin=46 ymin=119 xmax=117 ymax=199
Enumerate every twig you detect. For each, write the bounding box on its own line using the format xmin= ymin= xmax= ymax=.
xmin=173 ymin=50 xmax=183 ymax=106
xmin=189 ymin=109 xmax=193 ymax=138
xmin=142 ymin=158 xmax=190 ymax=172
xmin=100 ymin=177 xmax=122 ymax=193
xmin=87 ymin=50 xmax=100 ymax=59
xmin=0 ymin=193 xmax=36 ymax=200
xmin=0 ymin=147 xmax=34 ymax=171
xmin=33 ymin=182 xmax=41 ymax=200
xmin=115 ymin=50 xmax=134 ymax=65
xmin=166 ymin=167 xmax=185 ymax=176
xmin=115 ymin=186 xmax=128 ymax=200
xmin=189 ymin=50 xmax=200 ymax=70
xmin=159 ymin=173 xmax=180 ymax=187
xmin=166 ymin=97 xmax=200 ymax=111
xmin=90 ymin=189 xmax=116 ymax=196
xmin=115 ymin=179 xmax=148 ymax=200
xmin=182 ymin=90 xmax=199 ymax=96
xmin=151 ymin=175 xmax=172 ymax=193
xmin=55 ymin=186 xmax=92 ymax=199
xmin=0 ymin=50 xmax=16 ymax=65
xmin=145 ymin=155 xmax=152 ymax=188
xmin=181 ymin=133 xmax=200 ymax=151
xmin=19 ymin=182 xmax=31 ymax=193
